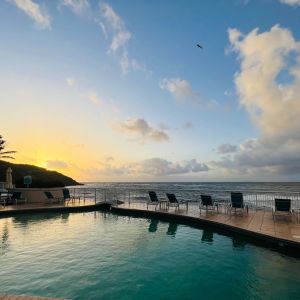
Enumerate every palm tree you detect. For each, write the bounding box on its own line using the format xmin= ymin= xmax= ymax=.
xmin=0 ymin=135 xmax=16 ymax=159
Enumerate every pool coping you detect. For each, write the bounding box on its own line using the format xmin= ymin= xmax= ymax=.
xmin=0 ymin=202 xmax=111 ymax=218
xmin=111 ymin=205 xmax=300 ymax=252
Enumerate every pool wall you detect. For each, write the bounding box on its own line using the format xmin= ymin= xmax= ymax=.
xmin=111 ymin=205 xmax=300 ymax=255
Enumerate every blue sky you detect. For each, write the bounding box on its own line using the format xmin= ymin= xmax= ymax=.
xmin=1 ymin=0 xmax=300 ymax=181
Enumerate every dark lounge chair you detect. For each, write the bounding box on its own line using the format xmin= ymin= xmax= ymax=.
xmin=62 ymin=188 xmax=76 ymax=205
xmin=273 ymin=198 xmax=292 ymax=220
xmin=228 ymin=192 xmax=248 ymax=215
xmin=0 ymin=192 xmax=5 ymax=207
xmin=199 ymin=195 xmax=218 ymax=214
xmin=147 ymin=191 xmax=160 ymax=209
xmin=166 ymin=193 xmax=187 ymax=210
xmin=44 ymin=191 xmax=62 ymax=204
xmin=10 ymin=191 xmax=27 ymax=205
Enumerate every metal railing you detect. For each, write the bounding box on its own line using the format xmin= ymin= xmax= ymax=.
xmin=67 ymin=187 xmax=300 ymax=210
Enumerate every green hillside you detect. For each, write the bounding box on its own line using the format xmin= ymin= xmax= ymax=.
xmin=0 ymin=160 xmax=80 ymax=188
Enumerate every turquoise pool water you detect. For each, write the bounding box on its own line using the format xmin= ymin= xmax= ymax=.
xmin=0 ymin=212 xmax=299 ymax=299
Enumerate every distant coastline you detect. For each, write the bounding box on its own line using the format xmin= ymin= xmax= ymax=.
xmin=0 ymin=160 xmax=80 ymax=188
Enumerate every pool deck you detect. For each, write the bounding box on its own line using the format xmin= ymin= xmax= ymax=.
xmin=0 ymin=200 xmax=110 ymax=217
xmin=112 ymin=202 xmax=300 ymax=250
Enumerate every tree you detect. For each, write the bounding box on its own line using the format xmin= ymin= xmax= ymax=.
xmin=0 ymin=135 xmax=16 ymax=159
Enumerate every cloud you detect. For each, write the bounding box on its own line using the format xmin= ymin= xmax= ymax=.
xmin=217 ymin=25 xmax=300 ymax=176
xmin=120 ymin=50 xmax=148 ymax=74
xmin=217 ymin=144 xmax=238 ymax=154
xmin=100 ymin=2 xmax=130 ymax=53
xmin=114 ymin=118 xmax=169 ymax=143
xmin=160 ymin=78 xmax=196 ymax=99
xmin=229 ymin=25 xmax=300 ymax=137
xmin=88 ymin=91 xmax=103 ymax=106
xmin=100 ymin=1 xmax=147 ymax=74
xmin=98 ymin=21 xmax=108 ymax=39
xmin=66 ymin=77 xmax=75 ymax=86
xmin=279 ymin=0 xmax=300 ymax=6
xmin=9 ymin=0 xmax=51 ymax=29
xmin=60 ymin=0 xmax=89 ymax=14
xmin=160 ymin=77 xmax=217 ymax=107
xmin=132 ymin=158 xmax=209 ymax=176
xmin=94 ymin=157 xmax=209 ymax=176
xmin=46 ymin=160 xmax=68 ymax=169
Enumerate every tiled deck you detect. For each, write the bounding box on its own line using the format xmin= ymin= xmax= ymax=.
xmin=0 ymin=200 xmax=92 ymax=211
xmin=112 ymin=202 xmax=300 ymax=247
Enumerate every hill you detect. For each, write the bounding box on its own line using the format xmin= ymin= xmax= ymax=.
xmin=0 ymin=160 xmax=80 ymax=188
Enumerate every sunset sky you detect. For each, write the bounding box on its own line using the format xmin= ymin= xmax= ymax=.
xmin=1 ymin=0 xmax=300 ymax=182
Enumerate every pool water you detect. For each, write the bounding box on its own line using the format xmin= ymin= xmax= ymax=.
xmin=0 ymin=212 xmax=299 ymax=299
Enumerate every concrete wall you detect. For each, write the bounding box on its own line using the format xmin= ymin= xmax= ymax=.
xmin=12 ymin=188 xmax=64 ymax=203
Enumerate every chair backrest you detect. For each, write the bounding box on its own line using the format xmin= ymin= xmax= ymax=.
xmin=148 ymin=191 xmax=159 ymax=202
xmin=11 ymin=192 xmax=22 ymax=200
xmin=275 ymin=198 xmax=291 ymax=212
xmin=201 ymin=195 xmax=213 ymax=206
xmin=231 ymin=192 xmax=244 ymax=208
xmin=166 ymin=193 xmax=178 ymax=203
xmin=63 ymin=188 xmax=71 ymax=199
xmin=44 ymin=191 xmax=54 ymax=199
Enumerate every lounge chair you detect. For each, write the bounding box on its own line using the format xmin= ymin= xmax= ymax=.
xmin=10 ymin=191 xmax=27 ymax=205
xmin=228 ymin=192 xmax=248 ymax=215
xmin=199 ymin=195 xmax=218 ymax=214
xmin=62 ymin=188 xmax=76 ymax=205
xmin=273 ymin=198 xmax=292 ymax=220
xmin=0 ymin=192 xmax=5 ymax=207
xmin=147 ymin=191 xmax=161 ymax=209
xmin=166 ymin=193 xmax=187 ymax=210
xmin=44 ymin=191 xmax=62 ymax=204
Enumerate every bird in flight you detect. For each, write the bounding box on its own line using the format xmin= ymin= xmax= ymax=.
xmin=197 ymin=44 xmax=203 ymax=49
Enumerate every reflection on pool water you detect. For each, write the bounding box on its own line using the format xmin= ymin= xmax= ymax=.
xmin=0 ymin=212 xmax=299 ymax=299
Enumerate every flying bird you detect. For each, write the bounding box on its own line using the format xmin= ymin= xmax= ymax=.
xmin=197 ymin=44 xmax=203 ymax=49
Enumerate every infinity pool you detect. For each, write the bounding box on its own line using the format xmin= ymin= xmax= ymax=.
xmin=0 ymin=212 xmax=299 ymax=299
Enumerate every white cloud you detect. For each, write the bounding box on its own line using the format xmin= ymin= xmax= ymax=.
xmin=229 ymin=24 xmax=300 ymax=137
xmin=218 ymin=25 xmax=300 ymax=177
xmin=9 ymin=0 xmax=51 ymax=29
xmin=46 ymin=160 xmax=68 ymax=169
xmin=100 ymin=1 xmax=147 ymax=74
xmin=100 ymin=2 xmax=130 ymax=53
xmin=160 ymin=77 xmax=217 ymax=107
xmin=160 ymin=78 xmax=197 ymax=99
xmin=66 ymin=77 xmax=75 ymax=87
xmin=88 ymin=91 xmax=103 ymax=106
xmin=114 ymin=118 xmax=169 ymax=143
xmin=110 ymin=30 xmax=131 ymax=53
xmin=98 ymin=21 xmax=108 ymax=39
xmin=60 ymin=0 xmax=89 ymax=14
xmin=279 ymin=0 xmax=300 ymax=6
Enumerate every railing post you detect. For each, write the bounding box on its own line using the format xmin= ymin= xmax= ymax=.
xmin=95 ymin=188 xmax=96 ymax=204
xmin=255 ymin=194 xmax=257 ymax=210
